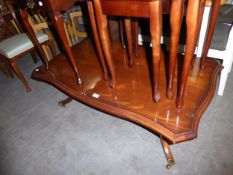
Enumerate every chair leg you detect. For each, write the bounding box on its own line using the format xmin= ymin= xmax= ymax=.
xmin=31 ymin=49 xmax=38 ymax=64
xmin=93 ymin=0 xmax=117 ymax=88
xmin=200 ymin=0 xmax=221 ymax=68
xmin=10 ymin=59 xmax=31 ymax=92
xmin=132 ymin=19 xmax=139 ymax=57
xmin=160 ymin=135 xmax=175 ymax=169
xmin=150 ymin=1 xmax=162 ymax=103
xmin=124 ymin=18 xmax=134 ymax=66
xmin=176 ymin=0 xmax=201 ymax=108
xmin=167 ymin=0 xmax=184 ymax=99
xmin=87 ymin=1 xmax=109 ymax=81
xmin=119 ymin=19 xmax=126 ymax=48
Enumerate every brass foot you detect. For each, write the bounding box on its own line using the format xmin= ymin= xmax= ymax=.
xmin=160 ymin=135 xmax=175 ymax=169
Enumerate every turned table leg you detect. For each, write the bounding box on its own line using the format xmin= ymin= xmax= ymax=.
xmin=93 ymin=0 xmax=117 ymax=88
xmin=200 ymin=0 xmax=221 ymax=68
xmin=58 ymin=97 xmax=73 ymax=107
xmin=124 ymin=18 xmax=134 ymax=66
xmin=160 ymin=135 xmax=175 ymax=169
xmin=167 ymin=0 xmax=184 ymax=99
xmin=149 ymin=1 xmax=162 ymax=103
xmin=87 ymin=1 xmax=109 ymax=80
xmin=176 ymin=0 xmax=201 ymax=108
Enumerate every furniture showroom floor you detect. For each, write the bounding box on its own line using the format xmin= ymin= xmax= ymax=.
xmin=0 ymin=55 xmax=233 ymax=175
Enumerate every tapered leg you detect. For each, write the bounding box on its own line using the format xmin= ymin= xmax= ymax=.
xmin=53 ymin=14 xmax=82 ymax=84
xmin=176 ymin=0 xmax=201 ymax=108
xmin=200 ymin=0 xmax=221 ymax=68
xmin=58 ymin=97 xmax=72 ymax=107
xmin=167 ymin=0 xmax=184 ymax=99
xmin=87 ymin=1 xmax=108 ymax=80
xmin=195 ymin=0 xmax=206 ymax=52
xmin=132 ymin=19 xmax=139 ymax=57
xmin=190 ymin=0 xmax=206 ymax=68
xmin=93 ymin=0 xmax=116 ymax=88
xmin=31 ymin=49 xmax=38 ymax=64
xmin=10 ymin=59 xmax=31 ymax=92
xmin=150 ymin=1 xmax=162 ymax=103
xmin=160 ymin=136 xmax=175 ymax=169
xmin=124 ymin=18 xmax=134 ymax=66
xmin=119 ymin=19 xmax=126 ymax=48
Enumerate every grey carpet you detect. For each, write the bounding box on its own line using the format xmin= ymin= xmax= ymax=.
xmin=0 ymin=55 xmax=233 ymax=175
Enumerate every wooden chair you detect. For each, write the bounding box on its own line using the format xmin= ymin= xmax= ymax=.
xmin=0 ymin=1 xmax=54 ymax=92
xmin=42 ymin=0 xmax=109 ymax=84
xmin=27 ymin=9 xmax=56 ymax=61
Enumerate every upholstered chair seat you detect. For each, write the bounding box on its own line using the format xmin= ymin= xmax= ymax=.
xmin=0 ymin=33 xmax=48 ymax=59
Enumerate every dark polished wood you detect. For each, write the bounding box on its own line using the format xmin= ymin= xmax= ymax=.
xmin=32 ymin=39 xmax=222 ymax=144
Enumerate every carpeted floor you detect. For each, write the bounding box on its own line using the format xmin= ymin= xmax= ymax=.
xmin=0 ymin=54 xmax=233 ymax=175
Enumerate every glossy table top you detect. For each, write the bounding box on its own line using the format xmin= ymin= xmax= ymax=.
xmin=32 ymin=38 xmax=222 ymax=143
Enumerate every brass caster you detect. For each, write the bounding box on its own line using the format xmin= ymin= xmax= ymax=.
xmin=166 ymin=159 xmax=175 ymax=169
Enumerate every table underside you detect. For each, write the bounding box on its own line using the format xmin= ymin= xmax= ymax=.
xmin=32 ymin=38 xmax=222 ymax=143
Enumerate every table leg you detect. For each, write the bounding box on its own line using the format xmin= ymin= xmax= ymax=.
xmin=167 ymin=0 xmax=184 ymax=99
xmin=93 ymin=0 xmax=117 ymax=88
xmin=58 ymin=97 xmax=73 ymax=107
xmin=176 ymin=0 xmax=201 ymax=108
xmin=160 ymin=135 xmax=175 ymax=169
xmin=149 ymin=1 xmax=162 ymax=103
xmin=200 ymin=0 xmax=221 ymax=68
xmin=124 ymin=18 xmax=134 ymax=66
xmin=87 ymin=1 xmax=109 ymax=80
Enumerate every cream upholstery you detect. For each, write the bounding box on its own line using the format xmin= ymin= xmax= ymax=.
xmin=0 ymin=33 xmax=48 ymax=58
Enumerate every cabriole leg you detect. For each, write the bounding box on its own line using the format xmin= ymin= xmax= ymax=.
xmin=160 ymin=135 xmax=175 ymax=169
xmin=58 ymin=97 xmax=72 ymax=107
